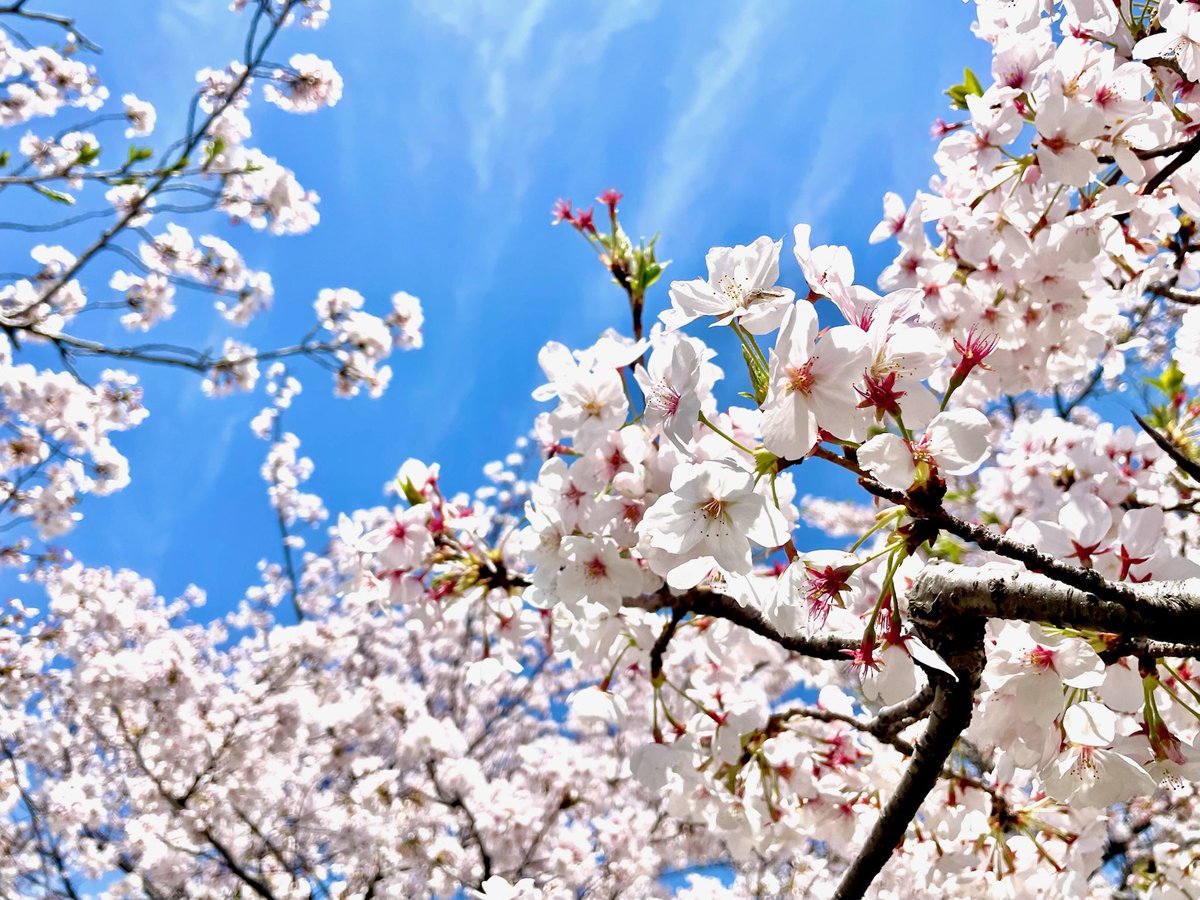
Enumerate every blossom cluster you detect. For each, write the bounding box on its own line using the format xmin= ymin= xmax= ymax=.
xmin=0 ymin=27 xmax=106 ymax=126
xmin=13 ymin=0 xmax=1200 ymax=898
xmin=449 ymin=2 xmax=1200 ymax=893
xmin=0 ymin=0 xmax=420 ymax=546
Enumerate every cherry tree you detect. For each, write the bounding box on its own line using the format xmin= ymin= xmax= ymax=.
xmin=8 ymin=0 xmax=1200 ymax=898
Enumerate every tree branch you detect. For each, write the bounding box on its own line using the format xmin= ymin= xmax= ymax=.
xmin=832 ymin=569 xmax=989 ymax=900
xmin=111 ymin=707 xmax=280 ymax=900
xmin=30 ymin=0 xmax=295 ymax=313
xmin=832 ymin=617 xmax=985 ymax=900
xmin=1149 ymin=284 xmax=1200 ymax=306
xmin=0 ymin=4 xmax=101 ymax=52
xmin=649 ymin=606 xmax=685 ymax=682
xmin=427 ymin=761 xmax=493 ymax=884
xmin=856 ymin=474 xmax=1145 ymax=610
xmin=910 ymin=562 xmax=1200 ymax=644
xmin=1134 ymin=412 xmax=1200 ymax=485
xmin=1143 ymin=131 xmax=1200 ymax=194
xmin=869 ymin=683 xmax=935 ymax=739
xmin=624 ymin=586 xmax=858 ymax=660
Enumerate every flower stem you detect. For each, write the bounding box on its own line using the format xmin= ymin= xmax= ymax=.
xmin=698 ymin=410 xmax=754 ymax=455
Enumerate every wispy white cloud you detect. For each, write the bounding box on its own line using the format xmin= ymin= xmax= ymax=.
xmin=465 ymin=0 xmax=555 ymax=189
xmin=412 ymin=0 xmax=659 ymax=191
xmin=141 ymin=3 xmax=244 ymax=142
xmin=157 ymin=0 xmax=228 ymax=32
xmin=393 ymin=0 xmax=664 ymax=337
xmin=640 ymin=4 xmax=782 ymax=245
xmin=785 ymin=81 xmax=867 ymax=232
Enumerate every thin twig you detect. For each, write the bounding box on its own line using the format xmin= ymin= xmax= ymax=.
xmin=833 ymin=600 xmax=986 ymax=899
xmin=30 ymin=2 xmax=294 ymax=314
xmin=1143 ymin=131 xmax=1200 ymax=194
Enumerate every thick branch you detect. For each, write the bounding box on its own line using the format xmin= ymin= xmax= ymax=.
xmin=910 ymin=562 xmax=1200 ymax=644
xmin=1149 ymin=284 xmax=1200 ymax=306
xmin=832 ymin=617 xmax=985 ymax=900
xmin=856 ymin=475 xmax=1144 ymax=610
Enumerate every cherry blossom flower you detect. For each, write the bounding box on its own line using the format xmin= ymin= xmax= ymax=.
xmin=638 ymin=460 xmax=787 ymax=587
xmin=1013 ymin=489 xmax=1113 ymax=570
xmin=857 ymin=408 xmax=992 ymax=491
xmin=868 ymin=192 xmax=912 ymax=244
xmin=557 ymin=535 xmax=649 ymax=610
xmin=1034 ymin=93 xmax=1103 ymax=188
xmin=533 ymin=340 xmax=629 ymax=451
xmin=663 ymin=236 xmax=794 ymax=334
xmin=264 ymin=53 xmax=343 ymax=112
xmin=1134 ymin=0 xmax=1200 ymax=82
xmin=634 ymin=335 xmax=703 ymax=449
xmin=760 ymin=301 xmax=870 ymax=459
xmin=387 ymin=291 xmax=424 ymax=350
xmin=14 ymin=1 xmax=1200 ymax=895
xmin=121 ymin=93 xmax=156 ymax=136
xmin=1040 ymin=702 xmax=1156 ymax=807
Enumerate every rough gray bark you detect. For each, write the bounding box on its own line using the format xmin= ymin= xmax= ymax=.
xmin=910 ymin=562 xmax=1200 ymax=642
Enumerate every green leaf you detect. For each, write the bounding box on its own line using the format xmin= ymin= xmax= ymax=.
xmin=0 ymin=150 xmax=9 ymax=168
xmin=204 ymin=137 xmax=226 ymax=168
xmin=927 ymin=534 xmax=965 ymax=564
xmin=395 ymin=476 xmax=425 ymax=507
xmin=126 ymin=145 xmax=153 ymax=165
xmin=32 ymin=183 xmax=75 ymax=205
xmin=945 ymin=67 xmax=984 ymax=110
xmin=75 ymin=142 xmax=101 ymax=166
xmin=1145 ymin=360 xmax=1185 ymax=399
xmin=742 ymin=344 xmax=768 ymax=405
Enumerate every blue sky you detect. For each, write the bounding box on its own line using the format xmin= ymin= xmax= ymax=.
xmin=11 ymin=1 xmax=986 ymax=613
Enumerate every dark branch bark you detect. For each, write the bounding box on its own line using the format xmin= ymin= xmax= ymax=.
xmin=112 ymin=707 xmax=281 ymax=900
xmin=616 ymin=584 xmax=858 ymax=659
xmin=649 ymin=606 xmax=685 ymax=682
xmin=507 ymin=561 xmax=858 ymax=662
xmin=909 ymin=562 xmax=1200 ymax=646
xmin=869 ymin=683 xmax=935 ymax=739
xmin=1106 ymin=639 xmax=1200 ymax=660
xmin=427 ymin=761 xmax=493 ymax=883
xmin=1134 ymin=413 xmax=1200 ymax=485
xmin=856 ymin=475 xmax=1144 ymax=609
xmin=1143 ymin=131 xmax=1200 ymax=194
xmin=685 ymin=590 xmax=857 ymax=660
xmin=771 ymin=704 xmax=914 ymax=757
xmin=199 ymin=827 xmax=280 ymax=900
xmin=1149 ymin=284 xmax=1200 ymax=305
xmin=832 ymin=614 xmax=985 ymax=899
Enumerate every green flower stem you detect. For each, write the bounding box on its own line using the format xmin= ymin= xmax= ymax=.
xmin=698 ymin=410 xmax=754 ymax=455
